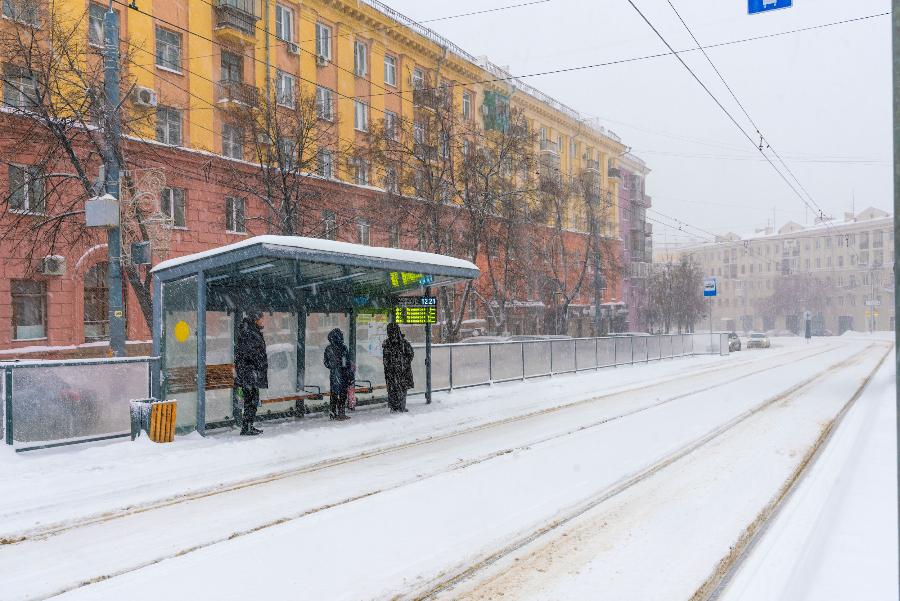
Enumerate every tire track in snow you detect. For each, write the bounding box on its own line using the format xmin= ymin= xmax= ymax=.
xmin=406 ymin=343 xmax=886 ymax=601
xmin=3 ymin=343 xmax=838 ymax=547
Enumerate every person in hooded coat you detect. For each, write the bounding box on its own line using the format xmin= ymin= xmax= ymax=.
xmin=324 ymin=328 xmax=352 ymax=420
xmin=234 ymin=312 xmax=268 ymax=435
xmin=383 ymin=322 xmax=414 ymax=412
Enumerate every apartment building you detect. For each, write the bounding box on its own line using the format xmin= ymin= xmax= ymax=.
xmin=671 ymin=208 xmax=894 ymax=335
xmin=0 ymin=0 xmax=637 ymax=353
xmin=618 ymin=153 xmax=652 ymax=331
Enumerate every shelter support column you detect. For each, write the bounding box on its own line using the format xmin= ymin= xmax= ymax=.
xmin=196 ymin=270 xmax=207 ymax=436
xmin=151 ymin=275 xmax=163 ymax=400
xmin=425 ymin=286 xmax=432 ymax=404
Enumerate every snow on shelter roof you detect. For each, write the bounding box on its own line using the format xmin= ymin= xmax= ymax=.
xmin=151 ymin=235 xmax=480 ymax=281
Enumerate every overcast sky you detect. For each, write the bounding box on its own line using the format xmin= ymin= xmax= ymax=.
xmin=382 ymin=0 xmax=892 ymax=246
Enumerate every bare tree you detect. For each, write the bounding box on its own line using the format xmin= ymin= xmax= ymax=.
xmin=645 ymin=258 xmax=705 ymax=334
xmin=217 ymin=76 xmax=348 ymax=237
xmin=0 ymin=4 xmax=161 ymax=328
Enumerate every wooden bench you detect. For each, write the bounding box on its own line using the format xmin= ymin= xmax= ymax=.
xmin=166 ymin=364 xmax=234 ymax=394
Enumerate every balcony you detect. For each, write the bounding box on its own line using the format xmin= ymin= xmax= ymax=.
xmin=413 ymin=87 xmax=449 ymax=110
xmin=584 ymin=158 xmax=600 ymax=173
xmin=608 ymin=167 xmax=621 ymax=179
xmin=214 ymin=0 xmax=260 ymax=45
xmin=215 ymin=80 xmax=259 ymax=108
xmin=539 ymin=139 xmax=560 ymax=155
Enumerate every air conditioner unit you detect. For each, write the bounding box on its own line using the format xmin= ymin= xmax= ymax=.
xmin=286 ymin=42 xmax=300 ymax=55
xmin=132 ymin=86 xmax=158 ymax=108
xmin=315 ymin=54 xmax=328 ymax=66
xmin=38 ymin=255 xmax=66 ymax=276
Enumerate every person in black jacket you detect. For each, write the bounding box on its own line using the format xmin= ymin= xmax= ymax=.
xmin=235 ymin=312 xmax=268 ymax=435
xmin=383 ymin=323 xmax=414 ymax=412
xmin=324 ymin=328 xmax=352 ymax=420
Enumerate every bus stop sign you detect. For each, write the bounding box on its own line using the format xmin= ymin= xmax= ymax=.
xmin=749 ymin=0 xmax=792 ymax=15
xmin=703 ymin=278 xmax=718 ymax=297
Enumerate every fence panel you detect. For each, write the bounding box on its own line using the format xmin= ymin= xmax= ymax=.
xmin=660 ymin=335 xmax=674 ymax=359
xmin=647 ymin=336 xmax=661 ymax=361
xmin=575 ymin=339 xmax=597 ymax=371
xmin=551 ymin=340 xmax=576 ymax=373
xmin=614 ymin=337 xmax=633 ymax=365
xmin=598 ymin=338 xmax=616 ymax=367
xmin=633 ymin=336 xmax=649 ymax=362
xmin=491 ymin=343 xmax=525 ymax=382
xmin=10 ymin=360 xmax=150 ymax=444
xmin=449 ymin=343 xmax=491 ymax=388
xmin=524 ymin=341 xmax=551 ymax=377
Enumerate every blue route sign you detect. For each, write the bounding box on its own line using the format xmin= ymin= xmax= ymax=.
xmin=749 ymin=0 xmax=792 ymax=15
xmin=703 ymin=277 xmax=718 ymax=298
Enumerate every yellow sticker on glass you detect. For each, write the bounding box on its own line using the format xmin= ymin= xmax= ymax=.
xmin=174 ymin=320 xmax=191 ymax=342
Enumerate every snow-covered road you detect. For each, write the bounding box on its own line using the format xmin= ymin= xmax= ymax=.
xmin=0 ymin=337 xmax=892 ymax=601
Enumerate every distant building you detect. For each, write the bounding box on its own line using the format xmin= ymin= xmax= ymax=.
xmin=669 ymin=208 xmax=894 ymax=334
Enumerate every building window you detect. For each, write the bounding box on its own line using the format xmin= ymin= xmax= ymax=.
xmin=351 ymin=158 xmax=368 ymax=186
xmin=155 ymin=27 xmax=182 ymax=73
xmin=315 ymin=86 xmax=333 ymax=121
xmin=389 ymin=224 xmax=400 ymax=248
xmin=2 ymin=64 xmax=37 ymax=109
xmin=384 ymin=55 xmax=397 ymax=86
xmin=8 ymin=164 xmax=44 ymax=213
xmin=275 ymin=70 xmax=295 ymax=108
xmin=838 ymin=255 xmax=844 ymax=268
xmin=353 ymin=40 xmax=368 ymax=77
xmin=83 ymin=262 xmax=109 ymax=342
xmin=278 ymin=138 xmax=297 ymax=171
xmin=12 ymin=280 xmax=45 ymax=340
xmin=322 ymin=209 xmax=336 ymax=240
xmin=88 ymin=3 xmax=110 ymax=46
xmin=225 ymin=196 xmax=245 ymax=233
xmin=859 ymin=232 xmax=869 ymax=249
xmin=384 ymin=110 xmax=399 ymax=140
xmin=462 ymin=91 xmax=472 ymax=120
xmin=160 ymin=187 xmax=186 ymax=228
xmin=222 ymin=124 xmax=243 ymax=159
xmin=874 ymin=229 xmax=884 ymax=248
xmin=274 ymin=4 xmax=293 ymax=42
xmin=354 ymin=100 xmax=368 ymax=132
xmin=316 ymin=149 xmax=333 ymax=178
xmin=315 ymin=22 xmax=332 ymax=60
xmin=412 ymin=67 xmax=425 ymax=90
xmin=384 ymin=165 xmax=398 ymax=194
xmin=2 ymin=0 xmax=38 ymax=25
xmin=155 ymin=106 xmax=182 ymax=145
xmin=356 ymin=218 xmax=370 ymax=245
xmin=221 ymin=50 xmax=243 ymax=83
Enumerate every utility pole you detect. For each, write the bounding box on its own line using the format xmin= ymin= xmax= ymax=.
xmin=892 ymin=0 xmax=899 ymax=586
xmin=103 ymin=3 xmax=126 ymax=356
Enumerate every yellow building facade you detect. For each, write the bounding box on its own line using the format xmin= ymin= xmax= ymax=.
xmin=25 ymin=0 xmax=626 ymax=232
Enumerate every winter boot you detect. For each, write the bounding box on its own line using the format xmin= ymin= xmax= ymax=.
xmin=249 ymin=425 xmax=263 ymax=434
xmin=240 ymin=424 xmax=260 ymax=436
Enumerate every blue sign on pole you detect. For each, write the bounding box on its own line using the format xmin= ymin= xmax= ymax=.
xmin=749 ymin=0 xmax=792 ymax=15
xmin=703 ymin=277 xmax=718 ymax=298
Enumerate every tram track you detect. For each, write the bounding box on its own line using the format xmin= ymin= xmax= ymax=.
xmin=2 ymin=343 xmax=839 ymax=548
xmin=693 ymin=344 xmax=893 ymax=601
xmin=407 ymin=343 xmax=889 ymax=601
xmin=7 ymin=345 xmax=868 ymax=601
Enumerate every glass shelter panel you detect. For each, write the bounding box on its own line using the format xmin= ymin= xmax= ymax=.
xmin=162 ymin=276 xmax=199 ymax=430
xmin=258 ymin=312 xmax=298 ymax=416
xmin=204 ymin=311 xmax=234 ymax=424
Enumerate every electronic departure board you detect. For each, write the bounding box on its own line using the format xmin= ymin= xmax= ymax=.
xmin=393 ymin=296 xmax=438 ymax=324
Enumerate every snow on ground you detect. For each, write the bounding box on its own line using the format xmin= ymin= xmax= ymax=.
xmin=0 ymin=345 xmax=758 ymax=538
xmin=721 ymin=349 xmax=898 ymax=601
xmin=0 ymin=338 xmax=882 ymax=601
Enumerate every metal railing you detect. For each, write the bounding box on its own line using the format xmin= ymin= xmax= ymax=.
xmin=215 ymin=80 xmax=259 ymax=107
xmin=2 ymin=357 xmax=159 ymax=448
xmin=408 ymin=333 xmax=728 ymax=396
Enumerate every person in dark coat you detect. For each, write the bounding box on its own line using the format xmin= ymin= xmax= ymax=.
xmin=235 ymin=312 xmax=268 ymax=436
xmin=383 ymin=323 xmax=414 ymax=412
xmin=324 ymin=328 xmax=352 ymax=420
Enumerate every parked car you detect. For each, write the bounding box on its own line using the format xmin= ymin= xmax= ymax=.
xmin=747 ymin=332 xmax=771 ymax=349
xmin=728 ymin=332 xmax=742 ymax=352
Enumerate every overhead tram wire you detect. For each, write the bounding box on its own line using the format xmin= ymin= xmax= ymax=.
xmin=664 ymin=0 xmax=832 ymax=226
xmin=622 ymin=0 xmax=833 ymax=231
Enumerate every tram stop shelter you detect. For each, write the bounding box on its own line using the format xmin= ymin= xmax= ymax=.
xmin=150 ymin=236 xmax=479 ymax=435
